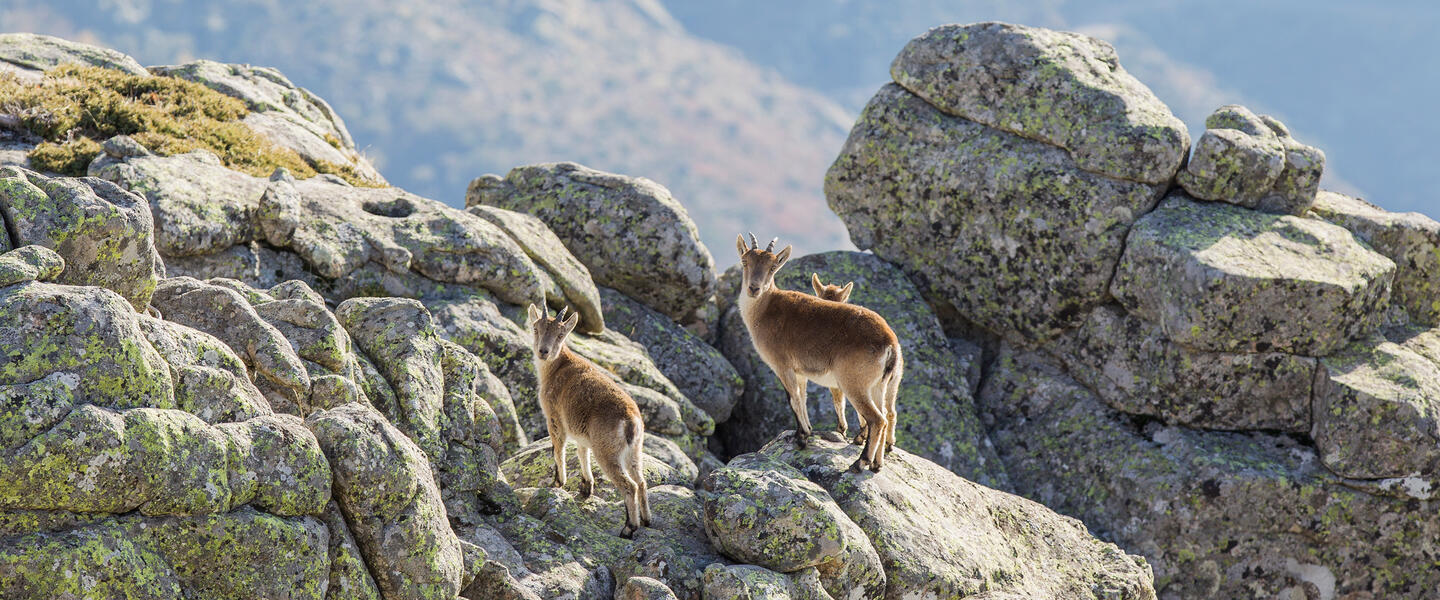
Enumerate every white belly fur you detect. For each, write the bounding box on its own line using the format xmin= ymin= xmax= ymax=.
xmin=807 ymin=371 xmax=840 ymax=388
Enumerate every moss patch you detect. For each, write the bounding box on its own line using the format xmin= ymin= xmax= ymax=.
xmin=0 ymin=65 xmax=379 ymax=186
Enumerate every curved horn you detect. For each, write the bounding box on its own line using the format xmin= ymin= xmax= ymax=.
xmin=748 ymin=232 xmax=759 ymax=249
xmin=766 ymin=238 xmax=777 ymax=252
xmin=544 ymin=303 xmax=551 ymax=319
xmin=557 ymin=306 xmax=570 ymax=322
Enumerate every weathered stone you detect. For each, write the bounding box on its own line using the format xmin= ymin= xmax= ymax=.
xmin=90 ymin=149 xmax=268 ymax=257
xmin=0 ymin=281 xmax=173 ymax=412
xmin=138 ymin=315 xmax=271 ymax=424
xmin=981 ymin=346 xmax=1440 ymax=598
xmin=1048 ymin=304 xmax=1315 ymax=432
xmin=468 ymin=162 xmax=717 ymax=321
xmin=215 ymin=414 xmax=332 ymax=516
xmin=1312 ymin=333 xmax=1440 ymax=481
xmin=161 ymin=242 xmax=320 ymax=291
xmin=0 ymin=167 xmax=165 ymax=308
xmin=757 ymin=434 xmax=1155 ymax=600
xmin=620 ymin=576 xmax=680 ymax=600
xmin=1111 ymin=193 xmax=1395 ymax=355
xmin=1178 ymin=105 xmax=1324 ymax=215
xmin=152 ymin=277 xmax=311 ymax=413
xmin=0 ymin=245 xmax=63 ymax=287
xmin=700 ymin=564 xmax=832 ymax=600
xmin=306 ymin=403 xmax=464 ymax=600
xmin=257 ymin=175 xmax=546 ymax=305
xmin=0 ymin=32 xmax=148 ymax=76
xmin=600 ymin=286 xmax=742 ymax=423
xmin=890 ymin=22 xmax=1189 ymax=184
xmin=1313 ymin=190 xmax=1440 ymax=325
xmin=501 ymin=436 xmax=697 ymax=500
xmin=825 ymin=84 xmax=1166 ymax=343
xmin=717 ymin=251 xmax=1004 ymax=487
xmin=701 ymin=452 xmax=884 ymax=598
xmin=427 ymin=293 xmax=533 ymax=451
xmin=469 ymin=204 xmax=604 ymax=333
xmin=151 ymin=59 xmax=384 ymax=184
xmin=335 ymin=297 xmax=447 ymax=456
xmin=0 ymin=508 xmax=330 ymax=600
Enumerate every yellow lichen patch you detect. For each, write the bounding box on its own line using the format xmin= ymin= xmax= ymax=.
xmin=0 ymin=65 xmax=382 ymax=187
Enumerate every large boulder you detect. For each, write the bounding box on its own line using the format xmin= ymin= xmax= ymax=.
xmin=1177 ymin=105 xmax=1324 ymax=215
xmin=600 ymin=286 xmax=742 ymax=423
xmin=0 ymin=166 xmax=165 ymax=309
xmin=701 ymin=564 xmax=831 ymax=600
xmin=468 ymin=204 xmax=604 ymax=334
xmin=90 ymin=147 xmax=268 ymax=258
xmin=1047 ymin=304 xmax=1315 ymax=432
xmin=755 ymin=435 xmax=1156 ymax=600
xmin=825 ymin=84 xmax=1166 ymax=343
xmin=1313 ymin=190 xmax=1440 ymax=326
xmin=981 ymin=347 xmax=1440 ymax=598
xmin=717 ymin=251 xmax=1004 ymax=487
xmin=256 ymin=173 xmax=547 ymax=306
xmin=1111 ymin=192 xmax=1395 ymax=356
xmin=700 ymin=452 xmax=884 ymax=599
xmin=467 ymin=162 xmax=717 ymax=322
xmin=890 ymin=22 xmax=1189 ymax=184
xmin=306 ymin=403 xmax=465 ymax=600
xmin=138 ymin=315 xmax=272 ymax=424
xmin=0 ymin=245 xmax=61 ymax=285
xmin=150 ymin=59 xmax=385 ymax=184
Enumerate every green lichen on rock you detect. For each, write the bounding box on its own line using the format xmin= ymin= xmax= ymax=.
xmin=501 ymin=436 xmax=696 ymax=501
xmin=1111 ymin=192 xmax=1395 ymax=355
xmin=825 ymin=84 xmax=1166 ymax=344
xmin=890 ymin=22 xmax=1190 ymax=184
xmin=468 ymin=203 xmax=605 ymax=333
xmin=1313 ymin=333 xmax=1440 ymax=481
xmin=1178 ymin=105 xmax=1324 ymax=215
xmin=0 ymin=244 xmax=64 ymax=287
xmin=0 ymin=166 xmax=165 ymax=308
xmin=1313 ymin=190 xmax=1440 ymax=326
xmin=138 ymin=314 xmax=271 ymax=423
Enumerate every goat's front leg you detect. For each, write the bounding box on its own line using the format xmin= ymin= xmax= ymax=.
xmin=776 ymin=369 xmax=811 ymax=449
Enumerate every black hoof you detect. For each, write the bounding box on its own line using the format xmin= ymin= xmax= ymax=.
xmin=641 ymin=516 xmax=652 ymax=527
xmin=850 ymin=433 xmax=866 ymax=446
xmin=869 ymin=461 xmax=883 ymax=473
xmin=848 ymin=458 xmax=867 ymax=473
xmin=619 ymin=524 xmax=638 ymax=539
xmin=577 ymin=486 xmax=592 ymax=500
xmin=794 ymin=432 xmax=810 ymax=449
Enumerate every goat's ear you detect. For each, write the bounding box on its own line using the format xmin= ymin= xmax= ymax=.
xmin=775 ymin=245 xmax=793 ymax=268
xmin=811 ymin=273 xmax=823 ymax=295
xmin=526 ymin=303 xmax=542 ymax=326
xmin=735 ymin=234 xmax=748 ymax=258
xmin=562 ymin=311 xmax=580 ymax=334
xmin=840 ymin=281 xmax=854 ymax=302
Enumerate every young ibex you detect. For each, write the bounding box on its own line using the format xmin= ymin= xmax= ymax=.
xmin=809 ymin=273 xmax=861 ymax=440
xmin=528 ymin=304 xmax=651 ymax=537
xmin=736 ymin=234 xmax=903 ymax=472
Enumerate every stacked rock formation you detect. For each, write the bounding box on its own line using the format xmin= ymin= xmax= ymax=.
xmin=827 ymin=21 xmax=1440 ymax=598
xmin=0 ymin=33 xmax=1157 ymax=600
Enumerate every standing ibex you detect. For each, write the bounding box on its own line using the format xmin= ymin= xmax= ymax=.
xmin=809 ymin=273 xmax=862 ymax=440
xmin=735 ymin=234 xmax=903 ymax=472
xmin=528 ymin=304 xmax=651 ymax=537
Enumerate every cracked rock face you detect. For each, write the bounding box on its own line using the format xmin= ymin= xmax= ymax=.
xmin=1313 ymin=190 xmax=1440 ymax=326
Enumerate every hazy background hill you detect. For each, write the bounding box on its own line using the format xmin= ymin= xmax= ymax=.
xmin=3 ymin=0 xmax=1435 ymax=263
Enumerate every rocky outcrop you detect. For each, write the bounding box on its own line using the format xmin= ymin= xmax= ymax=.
xmin=717 ymin=251 xmax=1004 ymax=487
xmin=890 ymin=22 xmax=1189 ymax=184
xmin=0 ymin=32 xmax=148 ymax=78
xmin=468 ymin=162 xmax=718 ymax=322
xmin=468 ymin=204 xmax=605 ymax=334
xmin=1177 ymin=105 xmax=1325 ymax=215
xmin=826 ymin=83 xmax=1168 ymax=344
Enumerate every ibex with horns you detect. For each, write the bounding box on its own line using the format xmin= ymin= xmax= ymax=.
xmin=528 ymin=303 xmax=651 ymax=537
xmin=735 ymin=234 xmax=904 ymax=472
